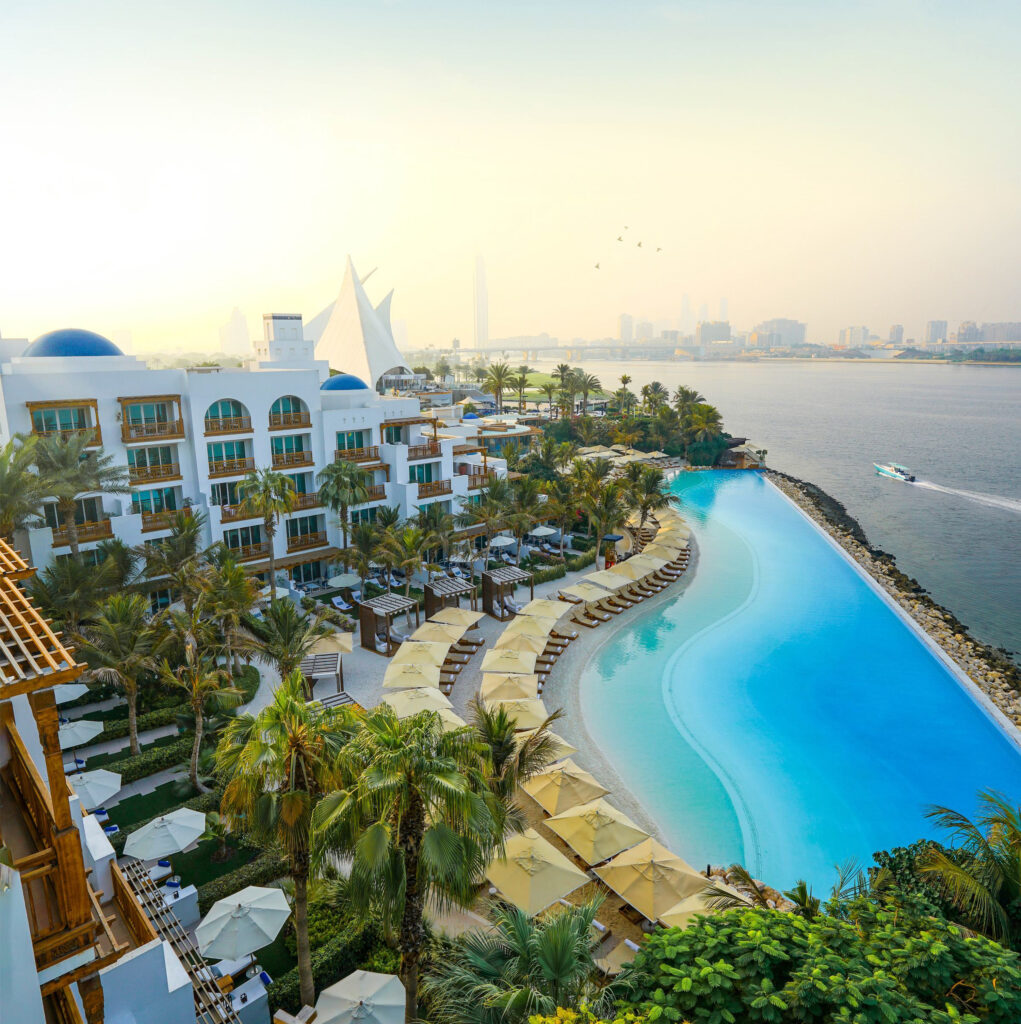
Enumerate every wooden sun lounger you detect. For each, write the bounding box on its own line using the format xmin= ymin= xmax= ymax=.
xmin=557 ymin=591 xmax=584 ymax=604
xmin=606 ymin=595 xmax=633 ymax=609
xmin=553 ymin=626 xmax=579 ymax=641
xmin=574 ymin=612 xmax=601 ymax=628
xmin=598 ymin=600 xmax=624 ymax=614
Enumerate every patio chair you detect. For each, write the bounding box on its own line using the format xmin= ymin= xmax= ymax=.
xmin=331 ymin=595 xmax=354 ymax=613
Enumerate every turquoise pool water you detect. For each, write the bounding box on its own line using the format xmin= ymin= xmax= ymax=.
xmin=580 ymin=471 xmax=1021 ymax=889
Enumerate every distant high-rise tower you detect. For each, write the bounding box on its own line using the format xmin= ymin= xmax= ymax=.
xmin=924 ymin=320 xmax=948 ymax=346
xmin=618 ymin=313 xmax=634 ymax=343
xmin=719 ymin=298 xmax=728 ymax=321
xmin=889 ymin=324 xmax=904 ymax=344
xmin=473 ymin=254 xmax=488 ymax=350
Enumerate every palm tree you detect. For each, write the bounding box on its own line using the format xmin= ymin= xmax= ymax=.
xmin=539 ymin=381 xmax=559 ymax=420
xmin=673 ymin=384 xmax=704 ymax=417
xmin=498 ymin=440 xmax=524 ymax=472
xmin=0 ymin=435 xmax=45 ymax=539
xmin=313 ymin=707 xmax=502 ymax=1022
xmin=217 ymin=672 xmax=357 ymax=1008
xmin=376 ymin=525 xmax=434 ymax=596
xmin=375 ymin=505 xmax=402 ymax=531
xmin=643 ymin=380 xmax=668 ymax=413
xmin=455 ymin=483 xmax=508 ymax=576
xmin=415 ymin=503 xmax=455 ymax=569
xmin=542 ymin=479 xmax=579 ymax=557
xmin=243 ymin=598 xmax=333 ymax=697
xmin=918 ymin=790 xmax=1021 ymax=944
xmin=619 ymin=374 xmax=634 ymax=420
xmin=203 ymin=556 xmax=257 ymax=674
xmin=318 ymin=460 xmax=371 ymax=563
xmin=428 ymin=897 xmax=620 ymax=1024
xmin=95 ymin=538 xmax=142 ymax=590
xmin=574 ymin=372 xmax=602 ymax=417
xmin=512 ymin=365 xmax=533 ymax=412
xmin=74 ymin=594 xmax=167 ymax=755
xmin=200 ymin=811 xmax=235 ymax=863
xmin=581 ymin=481 xmax=629 ymax=570
xmin=627 ymin=466 xmax=679 ymax=534
xmin=506 ymin=477 xmax=543 ymax=565
xmin=483 ymin=363 xmax=514 ymax=414
xmin=140 ymin=510 xmax=210 ymax=615
xmin=238 ymin=468 xmax=296 ymax=587
xmin=34 ymin=432 xmax=129 ymax=557
xmin=685 ymin=403 xmax=724 ymax=461
xmin=558 ymin=371 xmax=580 ymax=420
xmin=349 ymin=521 xmax=379 ymax=595
xmin=28 ymin=554 xmax=118 ymax=632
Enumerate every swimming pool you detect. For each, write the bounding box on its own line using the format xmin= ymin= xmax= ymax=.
xmin=580 ymin=471 xmax=1021 ymax=889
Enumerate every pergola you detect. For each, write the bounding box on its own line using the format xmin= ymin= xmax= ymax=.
xmin=299 ymin=651 xmax=343 ymax=695
xmin=481 ymin=566 xmax=534 ymax=621
xmin=423 ymin=575 xmax=478 ymax=620
xmin=358 ymin=592 xmax=420 ymax=656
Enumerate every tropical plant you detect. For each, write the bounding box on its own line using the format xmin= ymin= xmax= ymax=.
xmin=33 ymin=432 xmax=129 ymax=557
xmin=505 ymin=477 xmax=543 ymax=564
xmin=673 ymin=384 xmax=705 ymax=416
xmin=201 ymin=811 xmax=235 ymax=862
xmin=580 ymin=480 xmax=629 ymax=570
xmin=217 ymin=672 xmax=358 ymax=1008
xmin=74 ymin=593 xmax=167 ymax=755
xmin=0 ymin=434 xmax=45 ymax=538
xmin=512 ymin=365 xmax=533 ymax=412
xmin=455 ymin=483 xmax=508 ymax=576
xmin=203 ymin=556 xmax=257 ymax=674
xmin=94 ymin=538 xmax=142 ymax=589
xmin=377 ymin=525 xmax=435 ymax=596
xmin=483 ymin=363 xmax=514 ymax=414
xmin=349 ymin=521 xmax=380 ymax=594
xmin=27 ymin=554 xmax=117 ymax=632
xmin=313 ymin=707 xmax=503 ymax=1022
xmin=542 ymin=478 xmax=579 ymax=556
xmin=140 ymin=510 xmax=210 ymax=615
xmin=918 ymin=789 xmax=1021 ymax=946
xmin=375 ymin=505 xmax=402 ymax=530
xmin=574 ymin=372 xmax=602 ymax=416
xmin=685 ymin=402 xmax=724 ymax=458
xmin=318 ymin=460 xmax=372 ymax=562
xmin=428 ymin=898 xmax=622 ymax=1024
xmin=237 ymin=468 xmax=296 ymax=586
xmin=626 ymin=466 xmax=678 ymax=535
xmin=539 ymin=381 xmax=559 ymax=419
xmin=639 ymin=380 xmax=668 ymax=414
xmin=243 ymin=598 xmax=333 ymax=697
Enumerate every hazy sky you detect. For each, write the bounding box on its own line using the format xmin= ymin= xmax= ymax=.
xmin=2 ymin=1 xmax=1019 ymax=351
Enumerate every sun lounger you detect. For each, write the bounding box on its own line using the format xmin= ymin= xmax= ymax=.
xmin=553 ymin=626 xmax=579 ymax=641
xmin=557 ymin=591 xmax=583 ymax=604
xmin=331 ymin=596 xmax=354 ymax=612
xmin=598 ymin=600 xmax=623 ymax=615
xmin=575 ymin=612 xmax=601 ymax=628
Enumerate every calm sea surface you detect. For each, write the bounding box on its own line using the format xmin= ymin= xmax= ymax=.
xmin=535 ymin=359 xmax=1021 ymax=659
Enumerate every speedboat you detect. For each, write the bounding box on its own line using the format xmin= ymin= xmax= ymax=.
xmin=874 ymin=463 xmax=915 ymax=482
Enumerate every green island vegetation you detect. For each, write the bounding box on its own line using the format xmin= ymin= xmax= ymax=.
xmin=3 ymin=416 xmax=1018 ymax=1023
xmin=895 ymin=347 xmax=1021 ymax=363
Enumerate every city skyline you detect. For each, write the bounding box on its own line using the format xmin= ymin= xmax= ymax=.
xmin=2 ymin=2 xmax=1020 ymax=351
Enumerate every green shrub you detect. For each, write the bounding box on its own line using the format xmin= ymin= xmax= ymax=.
xmin=283 ymin=896 xmax=352 ymax=958
xmin=565 ymin=550 xmax=596 ymax=573
xmin=87 ymin=735 xmax=190 ymax=776
xmin=623 ymin=894 xmax=1021 ymax=1023
xmin=97 ymin=705 xmax=181 ymax=742
xmin=531 ymin=564 xmax=567 ymax=585
xmin=359 ymin=945 xmax=399 ymax=974
xmin=232 ymin=664 xmax=261 ymax=703
xmin=197 ymin=851 xmax=288 ymax=914
xmin=567 ymin=534 xmax=595 ymax=552
xmin=267 ymin=926 xmax=379 ymax=1016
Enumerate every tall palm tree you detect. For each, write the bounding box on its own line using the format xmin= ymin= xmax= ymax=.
xmin=455 ymin=484 xmax=508 ymax=577
xmin=512 ymin=366 xmax=533 ymax=412
xmin=619 ymin=374 xmax=634 ymax=420
xmin=581 ymin=480 xmax=629 ymax=570
xmin=313 ymin=707 xmax=502 ymax=1022
xmin=506 ymin=477 xmax=543 ymax=565
xmin=318 ymin=460 xmax=371 ymax=563
xmin=203 ymin=556 xmax=257 ymax=675
xmin=348 ymin=521 xmax=379 ymax=595
xmin=627 ymin=466 xmax=679 ymax=534
xmin=238 ymin=468 xmax=296 ymax=587
xmin=918 ymin=790 xmax=1021 ymax=945
xmin=483 ymin=363 xmax=514 ymax=414
xmin=75 ymin=593 xmax=167 ymax=755
xmin=243 ymin=598 xmax=333 ymax=697
xmin=428 ymin=897 xmax=620 ymax=1024
xmin=375 ymin=505 xmax=402 ymax=531
xmin=685 ymin=403 xmax=724 ymax=461
xmin=217 ymin=672 xmax=357 ymax=1009
xmin=558 ymin=370 xmax=580 ymax=420
xmin=415 ymin=503 xmax=456 ymax=569
xmin=376 ymin=525 xmax=434 ymax=596
xmin=0 ymin=434 xmax=45 ymax=539
xmin=95 ymin=538 xmax=142 ymax=590
xmin=673 ymin=384 xmax=705 ymax=417
xmin=574 ymin=372 xmax=602 ymax=417
xmin=140 ymin=510 xmax=210 ymax=615
xmin=34 ymin=432 xmax=129 ymax=557
xmin=539 ymin=381 xmax=558 ymax=420
xmin=28 ymin=555 xmax=118 ymax=632
xmin=542 ymin=478 xmax=579 ymax=557
xmin=643 ymin=380 xmax=668 ymax=413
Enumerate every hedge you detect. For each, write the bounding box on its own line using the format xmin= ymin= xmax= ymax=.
xmin=565 ymin=549 xmax=596 ymax=572
xmin=267 ymin=925 xmax=380 ymax=1016
xmin=98 ymin=736 xmax=192 ymax=783
xmin=109 ymin=788 xmax=222 ymax=855
xmin=97 ymin=705 xmax=182 ymax=743
xmin=567 ymin=534 xmax=596 ymax=552
xmin=197 ymin=851 xmax=289 ymax=914
xmin=233 ymin=664 xmax=261 ymax=704
xmin=530 ymin=564 xmax=567 ymax=585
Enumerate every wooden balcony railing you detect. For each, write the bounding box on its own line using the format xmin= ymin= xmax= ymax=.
xmin=231 ymin=542 xmax=270 ymax=563
xmin=286 ymin=531 xmax=328 ymax=552
xmin=407 ymin=441 xmax=441 ymax=461
xmin=269 ymin=411 xmax=311 ymax=429
xmin=121 ymin=419 xmax=185 ymax=443
xmin=417 ymin=479 xmax=452 ymax=498
xmin=207 ymin=457 xmax=255 ymax=478
xmin=271 ymin=449 xmax=313 ymax=468
xmin=335 ymin=445 xmax=380 ymax=463
xmin=360 ymin=484 xmax=387 ymax=502
xmin=111 ymin=864 xmax=158 ymax=947
xmin=128 ymin=462 xmax=181 ymax=485
xmin=137 ymin=507 xmax=190 ymax=533
xmin=203 ymin=415 xmax=252 ymax=436
xmin=292 ymin=491 xmax=321 ymax=510
xmin=453 ymin=441 xmax=483 ymax=454
xmin=52 ymin=519 xmax=113 ymax=547
xmin=218 ymin=503 xmax=254 ymax=523
xmin=468 ymin=472 xmax=496 ymax=490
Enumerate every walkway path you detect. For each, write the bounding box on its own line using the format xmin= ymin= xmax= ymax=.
xmin=107 ymin=766 xmax=191 ymax=805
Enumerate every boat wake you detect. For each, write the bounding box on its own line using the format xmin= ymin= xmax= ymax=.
xmin=913 ymin=480 xmax=1021 ymax=515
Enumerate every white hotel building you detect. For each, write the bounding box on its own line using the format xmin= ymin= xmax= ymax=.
xmin=0 ymin=260 xmax=506 ymax=596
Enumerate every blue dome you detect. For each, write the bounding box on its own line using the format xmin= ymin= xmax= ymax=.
xmin=321 ymin=373 xmax=369 ymax=391
xmin=463 ymin=412 xmax=479 ymax=420
xmin=24 ymin=328 xmax=123 ymax=358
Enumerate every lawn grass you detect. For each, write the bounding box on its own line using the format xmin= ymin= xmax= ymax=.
xmin=109 ymin=780 xmax=197 ymax=828
xmin=175 ymin=839 xmax=261 ymax=890
xmin=256 ymin=931 xmax=296 ymax=981
xmin=85 ymin=732 xmax=182 ymax=769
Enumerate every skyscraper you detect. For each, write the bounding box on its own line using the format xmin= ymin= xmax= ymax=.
xmin=889 ymin=324 xmax=904 ymax=344
xmin=473 ymin=253 xmax=488 ymax=350
xmin=924 ymin=320 xmax=948 ymax=346
xmin=753 ymin=318 xmax=806 ymax=348
xmin=618 ymin=313 xmax=634 ymax=343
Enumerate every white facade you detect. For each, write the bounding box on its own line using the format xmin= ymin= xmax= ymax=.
xmin=0 ymin=315 xmax=505 ymax=592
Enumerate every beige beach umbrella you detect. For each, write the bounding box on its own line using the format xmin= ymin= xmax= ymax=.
xmin=486 ymin=829 xmax=589 ymax=916
xmin=606 ymin=561 xmax=648 ymax=582
xmin=628 ymin=554 xmax=671 ymax=573
xmin=594 ymin=838 xmax=707 ymax=921
xmin=501 ymin=615 xmax=558 ymax=638
xmin=480 ymin=673 xmax=540 ymax=702
xmin=409 ymin=622 xmax=466 ymax=643
xmin=481 ymin=648 xmax=538 ymax=675
xmin=584 ymin=570 xmax=632 ymax=593
xmin=382 ymin=662 xmax=443 ymax=690
xmin=514 ymin=728 xmax=577 ymax=763
xmin=658 ymin=886 xmax=750 ymax=930
xmin=494 ymin=632 xmax=548 ymax=655
xmin=315 ymin=970 xmax=405 ymax=1024
xmin=560 ymin=582 xmax=615 ymax=607
xmin=391 ymin=641 xmax=451 ymax=668
xmin=643 ymin=543 xmax=686 ymax=559
xmin=595 ymin=938 xmax=643 ymax=977
xmin=521 ymin=758 xmax=609 ymax=815
xmin=658 ymin=526 xmax=691 ymax=541
xmin=546 ymin=798 xmax=650 ymax=865
xmin=430 ymin=607 xmax=485 ymax=628
xmin=435 ymin=708 xmax=468 ymax=733
xmin=518 ymin=599 xmax=575 ymax=621
xmin=487 ymin=697 xmax=551 ymax=731
xmin=313 ymin=632 xmax=354 ymax=655
xmin=382 ymin=687 xmax=452 ymax=716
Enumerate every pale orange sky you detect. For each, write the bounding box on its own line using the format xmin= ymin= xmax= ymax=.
xmin=1 ymin=2 xmax=1019 ymax=351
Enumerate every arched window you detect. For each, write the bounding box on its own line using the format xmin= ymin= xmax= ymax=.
xmin=204 ymin=399 xmax=251 ymax=434
xmin=269 ymin=395 xmax=309 ymax=428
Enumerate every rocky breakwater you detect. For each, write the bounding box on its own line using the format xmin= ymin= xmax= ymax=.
xmin=767 ymin=470 xmax=1021 ymax=732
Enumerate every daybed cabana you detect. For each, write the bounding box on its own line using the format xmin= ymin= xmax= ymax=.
xmin=481 ymin=566 xmax=534 ymax=621
xmin=359 ymin=592 xmax=420 ymax=656
xmin=424 ymin=575 xmax=478 ymax=620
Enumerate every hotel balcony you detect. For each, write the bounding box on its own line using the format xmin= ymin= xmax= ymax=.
xmin=269 ymin=410 xmax=311 ymax=430
xmin=121 ymin=419 xmax=185 ymax=443
xmin=407 ymin=441 xmax=441 ymax=461
xmin=453 ymin=440 xmax=484 ymax=455
xmin=286 ymin=531 xmax=328 ymax=553
xmin=30 ymin=425 xmax=101 ymax=446
xmin=360 ymin=484 xmax=387 ymax=502
xmin=136 ymin=507 xmax=191 ymax=533
xmin=468 ymin=472 xmax=496 ymax=490
xmin=203 ymin=415 xmax=252 ymax=436
xmin=231 ymin=541 xmax=271 ymax=563
xmin=417 ymin=479 xmax=452 ymax=499
xmin=271 ymin=449 xmax=314 ymax=469
xmin=207 ymin=456 xmax=256 ymax=479
xmin=335 ymin=445 xmax=380 ymax=463
xmin=51 ymin=518 xmax=114 ymax=547
xmin=292 ymin=491 xmax=322 ymax=511
xmin=128 ymin=462 xmax=182 ymax=485
xmin=218 ymin=503 xmax=256 ymax=524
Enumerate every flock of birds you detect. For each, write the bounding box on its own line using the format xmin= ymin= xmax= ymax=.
xmin=594 ymin=225 xmax=662 ymax=269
